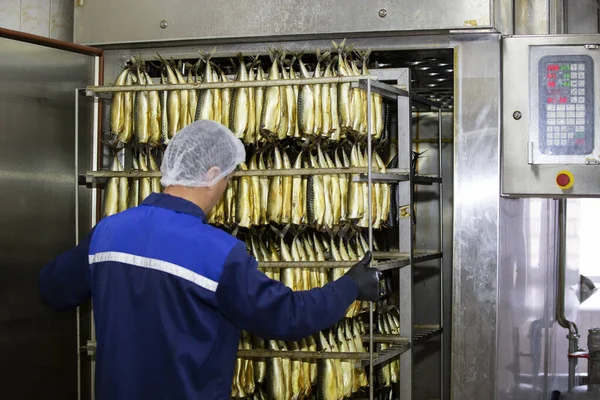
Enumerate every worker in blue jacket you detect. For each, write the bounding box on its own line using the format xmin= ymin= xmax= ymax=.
xmin=38 ymin=119 xmax=380 ymax=400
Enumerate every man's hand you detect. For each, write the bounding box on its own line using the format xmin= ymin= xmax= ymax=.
xmin=344 ymin=251 xmax=381 ymax=302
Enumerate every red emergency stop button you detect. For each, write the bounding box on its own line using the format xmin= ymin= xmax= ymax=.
xmin=556 ymin=171 xmax=574 ymax=190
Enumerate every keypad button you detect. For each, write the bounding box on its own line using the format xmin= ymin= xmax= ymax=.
xmin=566 ymin=111 xmax=575 ymax=118
xmin=572 ymin=80 xmax=578 ymax=87
xmin=547 ymin=139 xmax=553 ymax=146
xmin=576 ymin=125 xmax=585 ymax=132
xmin=557 ymin=105 xmax=567 ymax=111
xmin=576 ymin=118 xmax=585 ymax=125
xmin=579 ymin=97 xmax=586 ymax=103
xmin=561 ymin=132 xmax=567 ymax=139
xmin=571 ymin=64 xmax=578 ymax=71
xmin=580 ymin=71 xmax=586 ymax=78
xmin=558 ymin=119 xmax=567 ymax=125
xmin=547 ymin=104 xmax=557 ymax=111
xmin=579 ymin=80 xmax=585 ymax=87
xmin=555 ymin=139 xmax=561 ymax=146
xmin=571 ymin=97 xmax=578 ymax=103
xmin=568 ymin=132 xmax=574 ymax=138
xmin=576 ymin=111 xmax=585 ymax=118
xmin=548 ymin=111 xmax=557 ymax=118
xmin=578 ymin=88 xmax=585 ymax=96
xmin=576 ymin=104 xmax=585 ymax=111
xmin=567 ymin=104 xmax=576 ymax=111
xmin=561 ymin=139 xmax=567 ymax=146
xmin=547 ymin=132 xmax=554 ymax=139
xmin=556 ymin=112 xmax=565 ymax=118
xmin=567 ymin=119 xmax=575 ymax=125
xmin=571 ymin=88 xmax=578 ymax=95
xmin=578 ymin=64 xmax=585 ymax=71
xmin=548 ymin=119 xmax=556 ymax=125
xmin=561 ymin=126 xmax=568 ymax=132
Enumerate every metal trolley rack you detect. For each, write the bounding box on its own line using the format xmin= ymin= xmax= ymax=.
xmin=79 ymin=62 xmax=444 ymax=399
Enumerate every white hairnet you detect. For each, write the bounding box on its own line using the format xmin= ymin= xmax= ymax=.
xmin=160 ymin=120 xmax=246 ymax=187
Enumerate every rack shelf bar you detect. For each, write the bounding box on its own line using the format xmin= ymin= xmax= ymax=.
xmin=84 ymin=169 xmax=442 ymax=183
xmin=257 ymin=252 xmax=440 ymax=270
xmin=413 ymin=326 xmax=443 ymax=344
xmin=354 ymin=79 xmax=441 ymax=110
xmin=412 ymin=251 xmax=443 ymax=264
xmin=236 ymin=348 xmax=374 ymax=360
xmin=86 ymin=75 xmax=380 ymax=94
xmin=352 ymin=171 xmax=442 ymax=184
xmin=258 ymin=257 xmax=410 ymax=270
xmin=359 ymin=327 xmax=443 ymax=347
xmin=236 ymin=343 xmax=410 ymax=369
xmin=84 ymin=167 xmax=371 ymax=182
xmin=359 ymin=344 xmax=411 ymax=368
xmin=355 ymin=80 xmax=410 ymax=101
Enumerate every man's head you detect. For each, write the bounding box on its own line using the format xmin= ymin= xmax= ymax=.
xmin=160 ymin=120 xmax=246 ymax=213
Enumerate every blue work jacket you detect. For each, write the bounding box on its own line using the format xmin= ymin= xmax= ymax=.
xmin=38 ymin=192 xmax=359 ymax=399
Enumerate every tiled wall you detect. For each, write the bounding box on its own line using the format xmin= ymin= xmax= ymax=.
xmin=0 ymin=0 xmax=73 ymax=42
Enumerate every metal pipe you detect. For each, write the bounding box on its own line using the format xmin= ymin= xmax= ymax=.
xmin=437 ymin=107 xmax=445 ymax=400
xmin=589 ymin=328 xmax=600 ymax=391
xmin=74 ymin=87 xmax=81 ymax=400
xmin=367 ymin=77 xmax=374 ymax=400
xmin=568 ymin=332 xmax=579 ymax=391
xmin=556 ymin=198 xmax=581 ymax=392
xmin=86 ymin=75 xmax=379 ymax=93
xmin=556 ymin=199 xmax=573 ymax=330
xmin=549 ymin=0 xmax=567 ymax=34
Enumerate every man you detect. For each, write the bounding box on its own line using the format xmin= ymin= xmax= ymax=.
xmin=39 ymin=120 xmax=380 ymax=399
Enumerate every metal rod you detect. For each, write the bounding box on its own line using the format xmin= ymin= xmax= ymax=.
xmin=256 ymin=251 xmax=439 ymax=269
xmin=355 ymin=79 xmax=442 ymax=110
xmin=360 ymin=344 xmax=411 ymax=368
xmin=556 ymin=199 xmax=574 ymax=331
xmin=236 ymin=349 xmax=377 ymax=360
xmin=74 ymin=87 xmax=81 ymax=400
xmin=258 ymin=258 xmax=408 ymax=269
xmin=360 ymin=334 xmax=410 ymax=345
xmin=352 ymin=172 xmax=441 ymax=184
xmin=85 ymin=167 xmax=370 ymax=179
xmin=415 ymin=324 xmax=442 ymax=330
xmin=437 ymin=107 xmax=444 ymax=400
xmin=399 ymin=68 xmax=415 ymax=400
xmin=260 ymin=261 xmax=370 ymax=268
xmin=366 ymin=77 xmax=374 ymax=400
xmin=86 ymin=75 xmax=379 ymax=94
xmin=568 ymin=332 xmax=579 ymax=391
xmin=556 ymin=199 xmax=582 ymax=391
xmin=413 ymin=138 xmax=453 ymax=144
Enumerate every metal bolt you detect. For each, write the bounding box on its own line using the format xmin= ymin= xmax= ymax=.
xmin=159 ymin=20 xmax=168 ymax=29
xmin=378 ymin=9 xmax=387 ymax=18
xmin=513 ymin=111 xmax=522 ymax=120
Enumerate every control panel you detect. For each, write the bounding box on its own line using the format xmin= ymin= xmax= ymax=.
xmin=502 ymin=35 xmax=600 ymax=197
xmin=538 ymin=55 xmax=594 ymax=156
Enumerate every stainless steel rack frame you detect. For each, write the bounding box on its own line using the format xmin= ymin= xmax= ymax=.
xmin=79 ymin=66 xmax=444 ymax=399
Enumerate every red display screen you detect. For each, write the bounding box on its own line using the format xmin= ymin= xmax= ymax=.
xmin=547 ymin=64 xmax=560 ymax=71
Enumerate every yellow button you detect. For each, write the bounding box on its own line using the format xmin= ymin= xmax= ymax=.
xmin=556 ymin=170 xmax=574 ymax=189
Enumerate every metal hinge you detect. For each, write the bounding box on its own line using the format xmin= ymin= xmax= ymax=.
xmin=584 ymin=44 xmax=600 ymax=50
xmin=80 ymin=340 xmax=96 ymax=356
xmin=528 ymin=141 xmax=534 ymax=164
